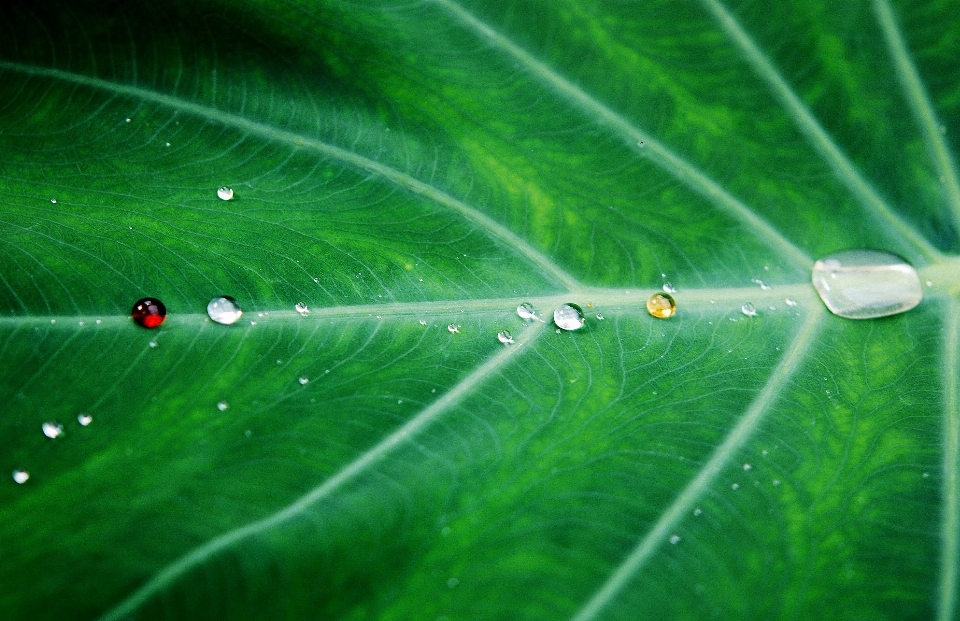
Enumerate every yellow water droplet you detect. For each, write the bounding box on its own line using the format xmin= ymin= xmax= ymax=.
xmin=646 ymin=293 xmax=676 ymax=319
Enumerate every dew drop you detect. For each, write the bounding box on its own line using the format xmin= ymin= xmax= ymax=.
xmin=42 ymin=421 xmax=63 ymax=439
xmin=743 ymin=463 xmax=752 ymax=471
xmin=295 ymin=302 xmax=309 ymax=316
xmin=662 ymin=282 xmax=676 ymax=294
xmin=596 ymin=313 xmax=604 ymax=321
xmin=447 ymin=578 xmax=460 ymax=589
xmin=741 ymin=303 xmax=757 ymax=317
xmin=669 ymin=535 xmax=681 ymax=545
xmin=772 ymin=479 xmax=781 ymax=486
xmin=447 ymin=324 xmax=460 ymax=334
xmin=784 ymin=298 xmax=798 ymax=307
xmin=419 ymin=320 xmax=427 ymax=326
xmin=693 ymin=508 xmax=703 ymax=517
xmin=77 ymin=413 xmax=93 ymax=426
xmin=812 ymin=249 xmax=922 ymax=319
xmin=646 ymin=293 xmax=676 ymax=319
xmin=148 ymin=340 xmax=158 ymax=348
xmin=517 ymin=302 xmax=536 ymax=320
xmin=298 ymin=377 xmax=309 ymax=385
xmin=207 ymin=296 xmax=243 ymax=325
xmin=12 ymin=470 xmax=29 ymax=484
xmin=751 ymin=278 xmax=771 ymax=290
xmin=50 ymin=198 xmax=57 ymax=204
xmin=131 ymin=298 xmax=166 ymax=329
xmin=497 ymin=330 xmax=514 ymax=344
xmin=217 ymin=401 xmax=229 ymax=411
xmin=731 ymin=483 xmax=740 ymax=490
xmin=216 ymin=186 xmax=234 ymax=201
xmin=553 ymin=303 xmax=585 ymax=331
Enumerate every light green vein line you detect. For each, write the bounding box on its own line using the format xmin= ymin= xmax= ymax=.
xmin=96 ymin=318 xmax=548 ymax=621
xmin=431 ymin=0 xmax=812 ymax=269
xmin=569 ymin=306 xmax=824 ymax=621
xmin=873 ymin=0 xmax=960 ymax=236
xmin=939 ymin=299 xmax=960 ymax=621
xmin=0 ymin=61 xmax=582 ymax=293
xmin=701 ymin=0 xmax=943 ymax=264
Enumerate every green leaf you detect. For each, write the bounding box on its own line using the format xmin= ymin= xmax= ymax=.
xmin=1 ymin=0 xmax=959 ymax=619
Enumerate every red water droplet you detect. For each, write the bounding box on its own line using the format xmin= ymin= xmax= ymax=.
xmin=131 ymin=298 xmax=166 ymax=328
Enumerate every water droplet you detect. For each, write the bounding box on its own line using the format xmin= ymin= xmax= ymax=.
xmin=12 ymin=470 xmax=29 ymax=484
xmin=497 ymin=330 xmax=514 ymax=344
xmin=298 ymin=377 xmax=309 ymax=385
xmin=295 ymin=302 xmax=309 ymax=316
xmin=217 ymin=401 xmax=228 ymax=411
xmin=743 ymin=463 xmax=752 ymax=471
xmin=96 ymin=319 xmax=102 ymax=325
xmin=923 ymin=472 xmax=930 ymax=478
xmin=165 ymin=142 xmax=171 ymax=147
xmin=148 ymin=340 xmax=158 ymax=348
xmin=926 ymin=280 xmax=933 ymax=287
xmin=812 ymin=249 xmax=922 ymax=319
xmin=131 ymin=298 xmax=166 ymax=329
xmin=553 ymin=304 xmax=585 ymax=330
xmin=772 ymin=479 xmax=781 ymax=486
xmin=207 ymin=296 xmax=243 ymax=325
xmin=50 ymin=198 xmax=57 ymax=204
xmin=125 ymin=117 xmax=131 ymax=123
xmin=741 ymin=303 xmax=757 ymax=317
xmin=662 ymin=282 xmax=676 ymax=294
xmin=517 ymin=302 xmax=536 ymax=320
xmin=418 ymin=320 xmax=427 ymax=326
xmin=42 ymin=421 xmax=63 ymax=439
xmin=731 ymin=483 xmax=740 ymax=490
xmin=447 ymin=578 xmax=460 ymax=589
xmin=646 ymin=293 xmax=676 ymax=319
xmin=751 ymin=278 xmax=771 ymax=290
xmin=447 ymin=324 xmax=460 ymax=334
xmin=77 ymin=413 xmax=93 ymax=426
xmin=784 ymin=298 xmax=797 ymax=307
xmin=693 ymin=508 xmax=703 ymax=516
xmin=596 ymin=313 xmax=604 ymax=321
xmin=669 ymin=535 xmax=681 ymax=545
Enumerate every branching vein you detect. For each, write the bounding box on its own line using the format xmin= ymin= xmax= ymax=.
xmin=939 ymin=300 xmax=960 ymax=621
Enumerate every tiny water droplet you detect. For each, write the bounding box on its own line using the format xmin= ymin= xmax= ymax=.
xmin=447 ymin=578 xmax=460 ymax=589
xmin=148 ymin=340 xmax=158 ymax=348
xmin=662 ymin=282 xmax=676 ymax=294
xmin=553 ymin=303 xmax=585 ymax=330
xmin=312 ymin=277 xmax=319 ymax=283
xmin=216 ymin=186 xmax=234 ymax=201
xmin=298 ymin=377 xmax=309 ymax=385
xmin=165 ymin=142 xmax=171 ymax=147
xmin=50 ymin=198 xmax=57 ymax=204
xmin=926 ymin=280 xmax=933 ymax=287
xmin=761 ymin=449 xmax=769 ymax=456
xmin=693 ymin=508 xmax=703 ymax=516
xmin=295 ymin=302 xmax=309 ymax=316
xmin=77 ymin=413 xmax=93 ymax=426
xmin=42 ymin=421 xmax=63 ymax=439
xmin=95 ymin=319 xmax=102 ymax=325
xmin=812 ymin=249 xmax=922 ymax=319
xmin=207 ymin=296 xmax=243 ymax=325
xmin=741 ymin=303 xmax=757 ymax=317
xmin=784 ymin=298 xmax=797 ymax=307
xmin=517 ymin=302 xmax=536 ymax=320
xmin=131 ymin=298 xmax=166 ymax=328
xmin=217 ymin=401 xmax=228 ymax=411
xmin=743 ymin=463 xmax=752 ymax=471
xmin=419 ymin=320 xmax=427 ymax=326
xmin=731 ymin=483 xmax=740 ymax=490
xmin=669 ymin=535 xmax=681 ymax=545
xmin=772 ymin=479 xmax=781 ymax=486
xmin=596 ymin=313 xmax=604 ymax=321
xmin=646 ymin=293 xmax=676 ymax=319
xmin=244 ymin=429 xmax=252 ymax=437
xmin=447 ymin=324 xmax=460 ymax=334
xmin=751 ymin=278 xmax=771 ymax=290
xmin=923 ymin=472 xmax=930 ymax=478
xmin=12 ymin=470 xmax=29 ymax=484
xmin=497 ymin=330 xmax=514 ymax=344
xmin=125 ymin=118 xmax=131 ymax=123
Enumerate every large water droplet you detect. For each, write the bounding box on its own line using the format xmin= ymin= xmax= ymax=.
xmin=295 ymin=302 xmax=309 ymax=316
xmin=447 ymin=324 xmax=460 ymax=334
xmin=497 ymin=330 xmax=514 ymax=344
xmin=217 ymin=186 xmax=234 ymax=201
xmin=646 ymin=293 xmax=676 ymax=319
xmin=553 ymin=303 xmax=585 ymax=330
xmin=812 ymin=249 xmax=922 ymax=319
xmin=77 ymin=413 xmax=93 ymax=426
xmin=12 ymin=470 xmax=29 ymax=484
xmin=42 ymin=421 xmax=63 ymax=439
xmin=207 ymin=296 xmax=243 ymax=325
xmin=131 ymin=298 xmax=166 ymax=329
xmin=517 ymin=302 xmax=536 ymax=320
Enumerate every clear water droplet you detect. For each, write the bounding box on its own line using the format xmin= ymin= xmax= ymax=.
xmin=741 ymin=303 xmax=757 ymax=317
xmin=662 ymin=282 xmax=676 ymax=294
xmin=751 ymin=278 xmax=771 ymax=290
xmin=12 ymin=470 xmax=29 ymax=484
xmin=731 ymin=483 xmax=740 ymax=490
xmin=812 ymin=249 xmax=922 ymax=319
xmin=207 ymin=296 xmax=243 ymax=325
xmin=772 ymin=479 xmax=781 ymax=486
xmin=784 ymin=298 xmax=798 ymax=307
xmin=693 ymin=508 xmax=703 ymax=516
xmin=497 ymin=330 xmax=514 ymax=344
xmin=298 ymin=377 xmax=309 ymax=385
xmin=447 ymin=578 xmax=460 ymax=589
xmin=419 ymin=320 xmax=427 ymax=326
xmin=646 ymin=293 xmax=676 ymax=319
xmin=447 ymin=324 xmax=460 ymax=334
xmin=50 ymin=198 xmax=57 ymax=204
xmin=669 ymin=535 xmax=681 ymax=545
xmin=553 ymin=304 xmax=585 ymax=330
xmin=217 ymin=401 xmax=229 ymax=411
xmin=596 ymin=313 xmax=604 ymax=321
xmin=743 ymin=463 xmax=752 ymax=471
xmin=42 ymin=421 xmax=63 ymax=439
xmin=295 ymin=302 xmax=309 ymax=316
xmin=517 ymin=302 xmax=536 ymax=320
xmin=77 ymin=413 xmax=93 ymax=426
xmin=149 ymin=340 xmax=158 ymax=348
